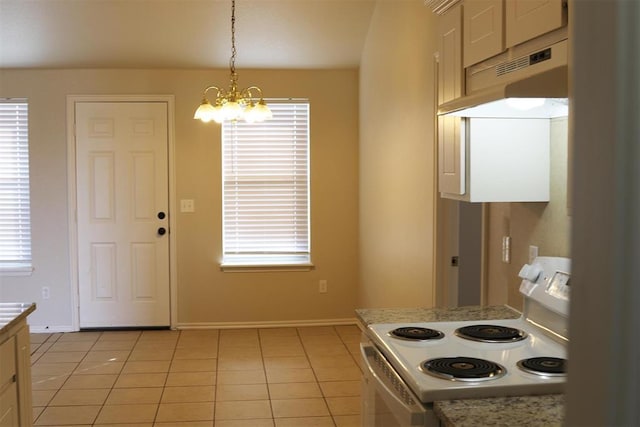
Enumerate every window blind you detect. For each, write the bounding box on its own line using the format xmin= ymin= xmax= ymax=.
xmin=0 ymin=100 xmax=32 ymax=273
xmin=222 ymin=101 xmax=310 ymax=266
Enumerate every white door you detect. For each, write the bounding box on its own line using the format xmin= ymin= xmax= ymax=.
xmin=75 ymin=101 xmax=170 ymax=328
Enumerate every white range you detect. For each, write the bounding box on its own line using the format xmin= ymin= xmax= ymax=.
xmin=360 ymin=256 xmax=570 ymax=426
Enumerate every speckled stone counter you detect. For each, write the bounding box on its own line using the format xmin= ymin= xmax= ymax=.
xmin=435 ymin=394 xmax=565 ymax=426
xmin=355 ymin=305 xmax=520 ymax=326
xmin=356 ymin=305 xmax=564 ymax=427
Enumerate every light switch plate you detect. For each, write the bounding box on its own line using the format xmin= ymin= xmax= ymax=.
xmin=180 ymin=199 xmax=195 ymax=213
xmin=502 ymin=236 xmax=511 ymax=264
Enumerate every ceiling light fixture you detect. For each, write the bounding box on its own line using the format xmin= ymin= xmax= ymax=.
xmin=194 ymin=0 xmax=272 ymax=124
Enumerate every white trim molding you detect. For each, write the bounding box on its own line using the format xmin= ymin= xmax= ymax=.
xmin=65 ymin=95 xmax=178 ymax=331
xmin=175 ymin=318 xmax=358 ymax=330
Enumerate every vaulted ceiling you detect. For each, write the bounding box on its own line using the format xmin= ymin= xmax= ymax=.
xmin=0 ymin=0 xmax=377 ymax=69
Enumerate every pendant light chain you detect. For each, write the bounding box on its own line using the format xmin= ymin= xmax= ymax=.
xmin=193 ymin=0 xmax=272 ymax=123
xmin=230 ymin=0 xmax=237 ymax=79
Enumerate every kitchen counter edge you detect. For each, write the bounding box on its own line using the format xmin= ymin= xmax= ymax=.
xmin=355 ymin=305 xmax=564 ymax=427
xmin=0 ymin=302 xmax=37 ymax=333
xmin=355 ymin=304 xmax=520 ymax=326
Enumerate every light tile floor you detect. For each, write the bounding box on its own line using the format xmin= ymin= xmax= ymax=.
xmin=30 ymin=325 xmax=363 ymax=426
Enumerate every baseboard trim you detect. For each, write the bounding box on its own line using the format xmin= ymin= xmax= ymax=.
xmin=175 ymin=317 xmax=358 ymax=330
xmin=29 ymin=317 xmax=359 ymax=333
xmin=30 ymin=325 xmax=76 ymax=333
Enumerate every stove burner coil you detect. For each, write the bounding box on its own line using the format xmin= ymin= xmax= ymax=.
xmin=454 ymin=324 xmax=527 ymax=343
xmin=389 ymin=327 xmax=445 ymax=341
xmin=420 ymin=356 xmax=506 ymax=382
xmin=517 ymin=357 xmax=567 ymax=376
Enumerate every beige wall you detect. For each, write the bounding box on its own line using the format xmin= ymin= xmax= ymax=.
xmin=0 ymin=68 xmax=360 ymax=329
xmin=358 ymin=2 xmax=439 ymax=308
xmin=486 ymin=117 xmax=571 ymax=309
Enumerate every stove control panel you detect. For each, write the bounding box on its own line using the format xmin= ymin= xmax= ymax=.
xmin=519 ymin=256 xmax=571 ymax=316
xmin=546 ymin=271 xmax=570 ymax=300
xmin=518 ymin=263 xmax=543 ymax=282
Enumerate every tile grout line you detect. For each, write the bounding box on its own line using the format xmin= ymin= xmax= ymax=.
xmin=214 ymin=328 xmax=221 ymax=424
xmin=256 ymin=327 xmax=274 ymax=424
xmin=92 ymin=330 xmax=136 ymax=426
xmin=30 ymin=326 xmax=362 ymax=426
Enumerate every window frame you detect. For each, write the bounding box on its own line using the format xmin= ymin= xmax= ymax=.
xmin=0 ymin=99 xmax=33 ymax=276
xmin=219 ymin=100 xmax=312 ymax=272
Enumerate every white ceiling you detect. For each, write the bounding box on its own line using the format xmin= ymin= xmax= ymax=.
xmin=0 ymin=0 xmax=377 ymax=69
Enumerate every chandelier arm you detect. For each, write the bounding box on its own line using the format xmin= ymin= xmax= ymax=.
xmin=202 ymin=85 xmax=223 ymax=100
xmin=242 ymin=86 xmax=265 ymax=101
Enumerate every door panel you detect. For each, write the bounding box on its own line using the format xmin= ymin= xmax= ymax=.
xmin=76 ymin=102 xmax=170 ymax=328
xmin=505 ymin=0 xmax=565 ymax=48
xmin=463 ymin=0 xmax=504 ymax=67
xmin=438 ymin=115 xmax=465 ymax=195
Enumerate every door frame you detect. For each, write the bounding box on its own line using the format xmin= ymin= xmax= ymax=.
xmin=66 ymin=95 xmax=177 ymax=330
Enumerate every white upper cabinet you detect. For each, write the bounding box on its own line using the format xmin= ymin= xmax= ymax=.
xmin=506 ymin=0 xmax=566 ymax=48
xmin=438 ymin=115 xmax=465 ymax=196
xmin=463 ymin=0 xmax=504 ymax=68
xmin=461 ymin=0 xmax=567 ymax=68
xmin=447 ymin=118 xmax=552 ymax=203
xmin=437 ymin=3 xmax=465 ymax=195
xmin=431 ymin=0 xmax=566 ymax=202
xmin=438 ymin=3 xmax=464 ymax=105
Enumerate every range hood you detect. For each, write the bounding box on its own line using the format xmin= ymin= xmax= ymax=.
xmin=438 ymin=40 xmax=569 ymax=119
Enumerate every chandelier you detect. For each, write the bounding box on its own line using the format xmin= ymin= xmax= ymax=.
xmin=194 ymin=0 xmax=272 ymax=124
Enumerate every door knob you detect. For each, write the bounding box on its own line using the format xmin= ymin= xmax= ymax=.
xmin=158 ymin=227 xmax=167 ymax=236
xmin=157 ymin=211 xmax=166 ymax=220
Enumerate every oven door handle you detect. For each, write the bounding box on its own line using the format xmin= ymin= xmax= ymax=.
xmin=360 ymin=342 xmax=428 ymax=420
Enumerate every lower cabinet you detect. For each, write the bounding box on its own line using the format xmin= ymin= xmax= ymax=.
xmin=0 ymin=382 xmax=19 ymax=427
xmin=0 ymin=323 xmax=33 ymax=427
xmin=0 ymin=336 xmax=18 ymax=427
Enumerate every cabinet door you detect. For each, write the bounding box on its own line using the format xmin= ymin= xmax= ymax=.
xmin=438 ymin=115 xmax=466 ymax=195
xmin=505 ymin=0 xmax=565 ymax=48
xmin=437 ymin=4 xmax=465 ymax=196
xmin=438 ymin=3 xmax=463 ymax=104
xmin=0 ymin=337 xmax=18 ymax=427
xmin=15 ymin=326 xmax=32 ymax=427
xmin=0 ymin=383 xmax=18 ymax=427
xmin=463 ymin=0 xmax=504 ymax=67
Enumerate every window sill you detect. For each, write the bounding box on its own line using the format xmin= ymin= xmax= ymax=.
xmin=0 ymin=265 xmax=34 ymax=277
xmin=220 ymin=262 xmax=315 ymax=273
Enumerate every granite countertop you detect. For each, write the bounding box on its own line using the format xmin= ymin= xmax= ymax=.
xmin=355 ymin=304 xmax=520 ymax=326
xmin=0 ymin=302 xmax=36 ymax=333
xmin=435 ymin=394 xmax=565 ymax=427
xmin=356 ymin=305 xmax=564 ymax=427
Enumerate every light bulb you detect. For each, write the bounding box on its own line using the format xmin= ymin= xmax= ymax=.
xmin=194 ymin=101 xmax=217 ymax=122
xmin=253 ymin=101 xmax=272 ymax=122
xmin=222 ymin=101 xmax=243 ymax=121
xmin=244 ymin=104 xmax=257 ymax=123
xmin=212 ymin=104 xmax=226 ymax=124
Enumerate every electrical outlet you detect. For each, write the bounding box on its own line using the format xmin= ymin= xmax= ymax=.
xmin=319 ymin=280 xmax=328 ymax=293
xmin=42 ymin=286 xmax=50 ymax=300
